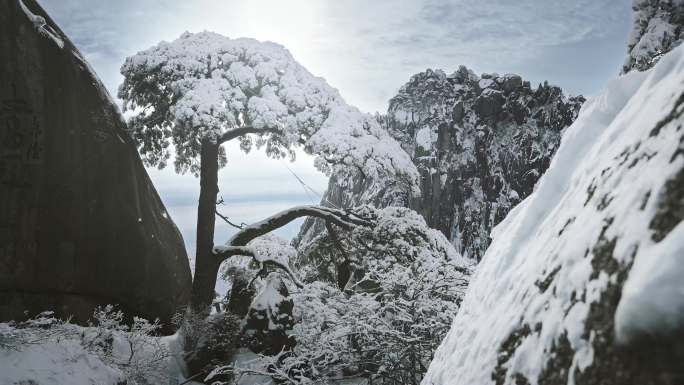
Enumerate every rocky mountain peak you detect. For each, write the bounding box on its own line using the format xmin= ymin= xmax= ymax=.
xmin=296 ymin=65 xmax=583 ymax=261
xmin=383 ymin=66 xmax=584 ymax=260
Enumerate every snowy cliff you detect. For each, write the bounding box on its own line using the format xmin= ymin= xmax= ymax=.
xmin=386 ymin=68 xmax=583 ymax=260
xmin=423 ymin=44 xmax=684 ymax=385
xmin=297 ymin=67 xmax=582 ymax=261
xmin=623 ymin=0 xmax=684 ymax=73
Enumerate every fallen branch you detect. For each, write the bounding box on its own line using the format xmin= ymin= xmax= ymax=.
xmin=212 ymin=205 xmax=372 ymax=288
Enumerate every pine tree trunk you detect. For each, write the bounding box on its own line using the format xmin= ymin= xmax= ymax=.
xmin=190 ymin=139 xmax=220 ymax=313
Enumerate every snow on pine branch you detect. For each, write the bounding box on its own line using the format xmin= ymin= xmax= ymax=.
xmin=214 ymin=234 xmax=304 ymax=288
xmin=306 ymin=104 xmax=420 ymax=195
xmin=119 ymin=31 xmax=419 ymax=190
xmin=217 ymin=205 xmax=372 ymax=251
xmin=213 ymin=205 xmax=374 ymax=287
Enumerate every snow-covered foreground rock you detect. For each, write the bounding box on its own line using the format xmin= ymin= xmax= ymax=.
xmin=0 ymin=310 xmax=192 ymax=385
xmin=423 ymin=45 xmax=684 ymax=385
xmin=0 ymin=336 xmax=124 ymax=385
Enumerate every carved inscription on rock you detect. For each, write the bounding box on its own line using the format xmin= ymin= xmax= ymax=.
xmin=0 ymin=85 xmax=43 ymax=188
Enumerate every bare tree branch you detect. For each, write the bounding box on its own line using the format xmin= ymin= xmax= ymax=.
xmin=211 ymin=205 xmax=372 ymax=287
xmin=215 ymin=210 xmax=245 ymax=229
xmin=224 ymin=205 xmax=371 ymax=248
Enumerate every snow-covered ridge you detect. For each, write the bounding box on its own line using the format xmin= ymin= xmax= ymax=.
xmin=423 ymin=44 xmax=684 ymax=385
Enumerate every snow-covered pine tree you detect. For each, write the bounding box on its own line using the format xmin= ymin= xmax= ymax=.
xmin=119 ymin=31 xmax=418 ymax=313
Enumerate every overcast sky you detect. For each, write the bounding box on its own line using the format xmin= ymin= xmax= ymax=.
xmin=39 ymin=0 xmax=633 ymax=258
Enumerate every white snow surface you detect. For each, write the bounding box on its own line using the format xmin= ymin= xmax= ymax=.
xmin=247 ymin=233 xmax=297 ymax=267
xmin=415 ymin=126 xmax=436 ymax=150
xmin=0 ymin=335 xmax=124 ymax=385
xmin=0 ymin=312 xmax=194 ymax=385
xmin=423 ymin=45 xmax=684 ymax=385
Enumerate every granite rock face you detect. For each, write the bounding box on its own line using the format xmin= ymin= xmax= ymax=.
xmin=386 ymin=68 xmax=583 ymax=260
xmin=0 ymin=0 xmax=191 ymax=329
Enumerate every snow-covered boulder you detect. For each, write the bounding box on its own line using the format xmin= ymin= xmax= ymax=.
xmin=242 ymin=273 xmax=296 ymax=356
xmin=423 ymin=44 xmax=684 ymax=385
xmin=0 ymin=0 xmax=191 ymax=329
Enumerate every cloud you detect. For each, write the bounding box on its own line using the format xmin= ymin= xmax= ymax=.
xmin=41 ymin=0 xmax=631 ymax=112
xmin=307 ymin=0 xmax=631 ymax=109
xmin=37 ymin=0 xmax=633 ymax=257
xmin=146 ymin=140 xmax=328 ymax=256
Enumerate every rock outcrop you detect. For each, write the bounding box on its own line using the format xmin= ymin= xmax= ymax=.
xmin=423 ymin=43 xmax=684 ymax=385
xmin=297 ymin=67 xmax=583 ymax=261
xmin=0 ymin=0 xmax=191 ymax=329
xmin=386 ymin=68 xmax=583 ymax=260
xmin=623 ymin=0 xmax=684 ymax=73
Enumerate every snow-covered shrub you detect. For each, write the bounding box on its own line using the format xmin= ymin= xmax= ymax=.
xmin=0 ymin=307 xmax=171 ymax=385
xmin=216 ymin=206 xmax=472 ymax=385
xmin=83 ymin=305 xmax=169 ymax=385
xmin=180 ymin=310 xmax=241 ymax=379
xmin=222 ymin=260 xmax=259 ymax=316
xmin=289 ymin=209 xmax=471 ymax=384
xmin=0 ymin=311 xmax=75 ymax=351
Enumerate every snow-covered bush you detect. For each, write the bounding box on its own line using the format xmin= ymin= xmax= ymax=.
xmin=79 ymin=305 xmax=170 ymax=385
xmin=293 ymin=207 xmax=471 ymax=385
xmin=179 ymin=310 xmax=241 ymax=379
xmin=0 ymin=311 xmax=75 ymax=351
xmin=215 ymin=206 xmax=472 ymax=385
xmin=242 ymin=273 xmax=297 ymax=356
xmin=0 ymin=307 xmax=170 ymax=385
